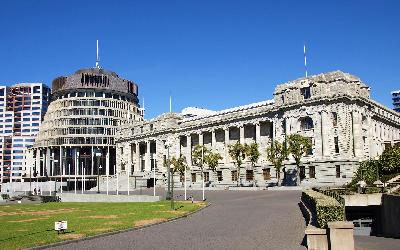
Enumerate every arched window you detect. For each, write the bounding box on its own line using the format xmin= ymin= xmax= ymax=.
xmin=300 ymin=117 xmax=314 ymax=131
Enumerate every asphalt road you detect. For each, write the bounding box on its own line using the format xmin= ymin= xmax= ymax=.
xmin=47 ymin=190 xmax=307 ymax=250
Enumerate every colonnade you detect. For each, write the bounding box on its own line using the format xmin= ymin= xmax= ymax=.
xmin=31 ymin=145 xmax=115 ymax=179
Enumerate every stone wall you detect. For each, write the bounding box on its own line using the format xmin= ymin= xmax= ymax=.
xmin=115 ymin=71 xmax=400 ymax=188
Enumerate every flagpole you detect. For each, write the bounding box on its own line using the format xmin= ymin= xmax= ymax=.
xmin=304 ymin=44 xmax=308 ymax=77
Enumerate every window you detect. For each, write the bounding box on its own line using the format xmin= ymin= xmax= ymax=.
xmin=332 ymin=112 xmax=338 ymax=127
xmin=300 ymin=87 xmax=311 ymax=99
xmin=336 ymin=165 xmax=341 ymax=178
xmin=246 ymin=170 xmax=254 ymax=181
xmin=217 ymin=171 xmax=223 ymax=181
xmin=300 ymin=117 xmax=314 ymax=130
xmin=309 ymin=166 xmax=315 ymax=179
xmin=263 ymin=168 xmax=271 ymax=180
xmin=204 ymin=172 xmax=209 ymax=182
xmin=33 ymin=86 xmax=41 ymax=93
xmin=231 ymin=170 xmax=238 ymax=181
xmin=306 ymin=137 xmax=313 ymax=155
xmin=300 ymin=166 xmax=306 ymax=180
xmin=334 ymin=137 xmax=339 ymax=153
xmin=191 ymin=173 xmax=196 ymax=182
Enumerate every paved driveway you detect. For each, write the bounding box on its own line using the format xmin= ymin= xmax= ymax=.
xmin=47 ymin=190 xmax=306 ymax=250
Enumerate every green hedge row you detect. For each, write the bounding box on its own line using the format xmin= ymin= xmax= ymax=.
xmin=302 ymin=189 xmax=344 ymax=229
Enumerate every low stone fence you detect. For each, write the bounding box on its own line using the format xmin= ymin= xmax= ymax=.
xmin=59 ymin=193 xmax=160 ymax=202
xmin=301 ymin=190 xmax=354 ymax=250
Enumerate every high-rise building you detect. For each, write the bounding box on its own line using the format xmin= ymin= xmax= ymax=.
xmin=29 ymin=67 xmax=142 ymax=188
xmin=392 ymin=90 xmax=400 ymax=112
xmin=0 ymin=83 xmax=50 ymax=183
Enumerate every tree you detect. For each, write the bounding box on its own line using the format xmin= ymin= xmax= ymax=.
xmin=266 ymin=140 xmax=288 ymax=186
xmin=204 ymin=151 xmax=223 ymax=184
xmin=169 ymin=155 xmax=187 ymax=209
xmin=192 ymin=145 xmax=210 ymax=200
xmin=379 ymin=145 xmax=400 ymax=175
xmin=288 ymin=134 xmax=312 ymax=185
xmin=245 ymin=142 xmax=260 ymax=186
xmin=228 ymin=141 xmax=248 ymax=186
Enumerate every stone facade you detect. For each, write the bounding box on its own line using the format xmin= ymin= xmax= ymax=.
xmin=115 ymin=71 xmax=400 ymax=188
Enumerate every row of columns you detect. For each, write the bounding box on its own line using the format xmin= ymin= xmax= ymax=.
xmin=33 ymin=146 xmax=112 ymax=178
xmin=128 ymin=122 xmax=274 ymax=174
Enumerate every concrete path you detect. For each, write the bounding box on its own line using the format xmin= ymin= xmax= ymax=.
xmin=47 ymin=190 xmax=307 ymax=250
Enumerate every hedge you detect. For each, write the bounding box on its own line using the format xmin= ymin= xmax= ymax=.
xmin=302 ymin=189 xmax=344 ymax=229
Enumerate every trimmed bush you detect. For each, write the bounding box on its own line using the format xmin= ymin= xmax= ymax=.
xmin=1 ymin=194 xmax=10 ymax=200
xmin=302 ymin=189 xmax=344 ymax=229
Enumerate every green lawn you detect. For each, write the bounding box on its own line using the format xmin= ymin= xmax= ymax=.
xmin=0 ymin=201 xmax=205 ymax=250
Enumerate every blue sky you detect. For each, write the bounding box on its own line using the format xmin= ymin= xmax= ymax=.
xmin=0 ymin=0 xmax=399 ymax=118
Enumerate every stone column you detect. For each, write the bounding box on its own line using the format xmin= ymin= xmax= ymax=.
xmin=187 ymin=135 xmax=192 ymax=166
xmin=239 ymin=125 xmax=244 ymax=144
xmin=129 ymin=143 xmax=133 ymax=174
xmin=225 ymin=127 xmax=230 ymax=163
xmin=352 ymin=111 xmax=363 ymax=158
xmin=146 ymin=141 xmax=151 ymax=171
xmin=305 ymin=226 xmax=328 ymax=250
xmin=367 ymin=117 xmax=376 ymax=157
xmin=35 ymin=149 xmax=40 ymax=177
xmin=60 ymin=146 xmax=63 ymax=176
xmin=272 ymin=119 xmax=277 ymax=141
xmin=285 ymin=117 xmax=290 ymax=136
xmin=321 ymin=111 xmax=330 ymax=157
xmin=255 ymin=123 xmax=261 ymax=143
xmin=328 ymin=221 xmax=354 ymax=250
xmin=46 ymin=148 xmax=51 ymax=177
xmin=211 ymin=130 xmax=216 ymax=149
xmin=136 ymin=143 xmax=140 ymax=172
xmin=199 ymin=132 xmax=203 ymax=146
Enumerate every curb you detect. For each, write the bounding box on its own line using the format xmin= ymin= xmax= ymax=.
xmin=29 ymin=202 xmax=211 ymax=250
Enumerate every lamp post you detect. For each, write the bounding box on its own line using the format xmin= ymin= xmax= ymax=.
xmin=96 ymin=151 xmax=102 ymax=194
xmin=29 ymin=163 xmax=32 ymax=195
xmin=201 ymin=146 xmax=205 ymax=201
xmin=165 ymin=138 xmax=173 ymax=201
xmin=54 ymin=160 xmax=59 ymax=196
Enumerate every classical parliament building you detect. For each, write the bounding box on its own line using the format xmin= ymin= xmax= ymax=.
xmin=115 ymin=71 xmax=400 ymax=188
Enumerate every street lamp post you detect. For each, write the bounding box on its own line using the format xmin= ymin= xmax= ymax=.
xmin=165 ymin=138 xmax=173 ymax=201
xmin=29 ymin=163 xmax=32 ymax=195
xmin=201 ymin=146 xmax=205 ymax=201
xmin=96 ymin=151 xmax=102 ymax=193
xmin=54 ymin=160 xmax=59 ymax=196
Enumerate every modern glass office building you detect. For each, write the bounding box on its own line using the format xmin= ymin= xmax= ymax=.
xmin=0 ymin=83 xmax=50 ymax=183
xmin=392 ymin=90 xmax=400 ymax=112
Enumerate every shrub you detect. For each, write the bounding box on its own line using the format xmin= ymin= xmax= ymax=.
xmin=348 ymin=160 xmax=379 ymax=187
xmin=302 ymin=189 xmax=344 ymax=229
xmin=1 ymin=194 xmax=10 ymax=200
xmin=379 ymin=145 xmax=400 ymax=174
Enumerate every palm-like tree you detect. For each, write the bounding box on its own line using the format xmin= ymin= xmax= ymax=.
xmin=192 ymin=145 xmax=209 ymax=200
xmin=245 ymin=142 xmax=260 ymax=186
xmin=287 ymin=134 xmax=312 ymax=185
xmin=228 ymin=141 xmax=248 ymax=186
xmin=204 ymin=151 xmax=223 ymax=182
xmin=266 ymin=140 xmax=288 ymax=186
xmin=169 ymin=155 xmax=187 ymax=209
